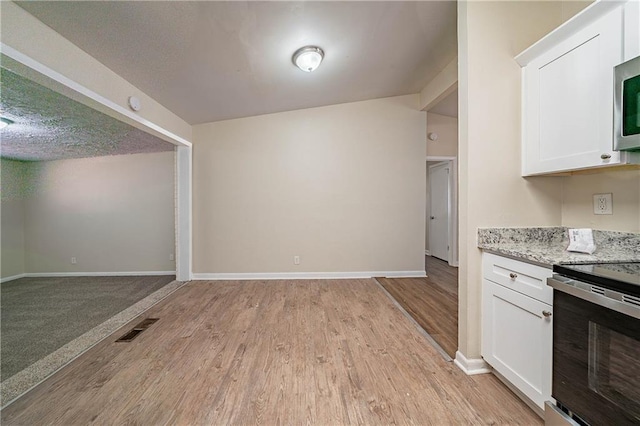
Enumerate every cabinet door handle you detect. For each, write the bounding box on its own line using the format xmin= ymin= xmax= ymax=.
xmin=601 ymin=153 xmax=611 ymax=160
xmin=542 ymin=310 xmax=552 ymax=318
xmin=509 ymin=273 xmax=517 ymax=279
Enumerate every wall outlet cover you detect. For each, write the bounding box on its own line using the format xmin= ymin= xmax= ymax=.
xmin=593 ymin=193 xmax=613 ymax=215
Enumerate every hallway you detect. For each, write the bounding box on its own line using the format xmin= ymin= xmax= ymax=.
xmin=377 ymin=256 xmax=458 ymax=357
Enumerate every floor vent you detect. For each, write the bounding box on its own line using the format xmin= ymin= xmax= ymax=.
xmin=116 ymin=318 xmax=159 ymax=342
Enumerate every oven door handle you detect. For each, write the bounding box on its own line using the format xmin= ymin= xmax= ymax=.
xmin=548 ymin=276 xmax=640 ymax=320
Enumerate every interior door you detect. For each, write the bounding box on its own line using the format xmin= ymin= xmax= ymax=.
xmin=428 ymin=162 xmax=449 ymax=262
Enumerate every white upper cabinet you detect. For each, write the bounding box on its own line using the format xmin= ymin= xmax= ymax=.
xmin=517 ymin=1 xmax=640 ymax=176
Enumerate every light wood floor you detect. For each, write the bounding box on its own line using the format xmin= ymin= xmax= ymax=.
xmin=1 ymin=279 xmax=540 ymax=425
xmin=378 ymin=256 xmax=458 ymax=357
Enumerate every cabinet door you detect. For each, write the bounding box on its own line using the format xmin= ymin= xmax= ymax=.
xmin=522 ymin=7 xmax=624 ymax=175
xmin=482 ymin=279 xmax=552 ymax=410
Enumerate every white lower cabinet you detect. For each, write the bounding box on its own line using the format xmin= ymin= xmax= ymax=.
xmin=481 ymin=253 xmax=553 ymax=411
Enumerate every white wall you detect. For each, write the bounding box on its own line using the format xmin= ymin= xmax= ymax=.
xmin=458 ymin=0 xmax=565 ymax=359
xmin=425 ymin=112 xmax=458 ymax=253
xmin=562 ymin=169 xmax=640 ymax=232
xmin=193 ymin=95 xmax=426 ymax=276
xmin=420 ymin=58 xmax=458 ymax=111
xmin=427 ymin=112 xmax=458 ymax=158
xmin=22 ymin=152 xmax=176 ymax=274
xmin=1 ymin=159 xmax=27 ymax=279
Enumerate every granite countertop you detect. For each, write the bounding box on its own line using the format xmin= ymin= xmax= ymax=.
xmin=478 ymin=227 xmax=640 ymax=267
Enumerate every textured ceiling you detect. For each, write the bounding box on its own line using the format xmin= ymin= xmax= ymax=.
xmin=16 ymin=1 xmax=457 ymax=124
xmin=0 ymin=68 xmax=175 ymax=162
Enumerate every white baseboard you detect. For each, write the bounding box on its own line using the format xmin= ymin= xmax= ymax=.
xmin=1 ymin=273 xmax=27 ymax=283
xmin=424 ymin=250 xmax=431 ymax=256
xmin=383 ymin=270 xmax=427 ymax=278
xmin=19 ymin=271 xmax=176 ymax=278
xmin=192 ymin=270 xmax=427 ymax=281
xmin=454 ymin=351 xmax=492 ymax=375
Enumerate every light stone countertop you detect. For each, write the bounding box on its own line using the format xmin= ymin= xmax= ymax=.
xmin=477 ymin=227 xmax=640 ymax=267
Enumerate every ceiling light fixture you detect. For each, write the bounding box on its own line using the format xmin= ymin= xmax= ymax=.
xmin=292 ymin=46 xmax=324 ymax=73
xmin=0 ymin=117 xmax=14 ymax=130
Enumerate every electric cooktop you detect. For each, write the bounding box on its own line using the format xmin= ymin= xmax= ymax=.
xmin=553 ymin=262 xmax=640 ymax=298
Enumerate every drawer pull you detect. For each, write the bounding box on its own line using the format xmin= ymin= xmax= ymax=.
xmin=509 ymin=273 xmax=518 ymax=280
xmin=600 ymin=153 xmax=611 ymax=160
xmin=542 ymin=310 xmax=552 ymax=318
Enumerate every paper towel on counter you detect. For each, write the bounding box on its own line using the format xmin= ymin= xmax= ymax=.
xmin=567 ymin=228 xmax=596 ymax=254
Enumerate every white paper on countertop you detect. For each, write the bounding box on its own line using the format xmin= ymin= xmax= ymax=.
xmin=567 ymin=228 xmax=596 ymax=254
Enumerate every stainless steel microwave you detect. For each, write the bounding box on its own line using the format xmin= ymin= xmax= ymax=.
xmin=614 ymin=55 xmax=640 ymax=151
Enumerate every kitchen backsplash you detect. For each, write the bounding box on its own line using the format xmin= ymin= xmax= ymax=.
xmin=561 ymin=169 xmax=640 ymax=233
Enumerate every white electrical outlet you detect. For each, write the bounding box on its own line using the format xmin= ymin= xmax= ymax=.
xmin=293 ymin=256 xmax=300 ymax=265
xmin=169 ymin=254 xmax=175 ymax=261
xmin=71 ymin=257 xmax=77 ymax=264
xmin=593 ymin=193 xmax=613 ymax=215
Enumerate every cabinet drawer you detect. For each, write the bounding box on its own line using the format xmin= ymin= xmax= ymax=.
xmin=482 ymin=253 xmax=553 ymax=304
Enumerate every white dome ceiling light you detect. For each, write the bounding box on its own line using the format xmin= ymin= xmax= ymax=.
xmin=292 ymin=46 xmax=324 ymax=73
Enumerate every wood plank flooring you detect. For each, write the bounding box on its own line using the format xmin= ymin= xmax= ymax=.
xmin=378 ymin=256 xmax=458 ymax=357
xmin=1 ymin=279 xmax=540 ymax=425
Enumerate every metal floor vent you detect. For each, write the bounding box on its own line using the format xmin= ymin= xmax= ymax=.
xmin=116 ymin=318 xmax=159 ymax=342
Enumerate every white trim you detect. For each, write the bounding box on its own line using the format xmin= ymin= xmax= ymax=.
xmin=454 ymin=351 xmax=492 ymax=375
xmin=426 ymin=156 xmax=458 ymax=268
xmin=23 ymin=271 xmax=175 ymax=278
xmin=0 ymin=44 xmax=191 ymax=148
xmin=1 ymin=273 xmax=27 ymax=283
xmin=424 ymin=250 xmax=431 ymax=256
xmin=176 ymin=146 xmax=192 ymax=282
xmin=425 ymin=156 xmax=456 ymax=162
xmin=192 ymin=271 xmax=427 ymax=281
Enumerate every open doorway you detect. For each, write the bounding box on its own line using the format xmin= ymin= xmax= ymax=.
xmin=0 ymin=54 xmax=191 ymax=406
xmin=429 ymin=161 xmax=450 ymax=261
xmin=426 ymin=156 xmax=458 ymax=267
xmin=377 ymin=90 xmax=460 ymax=359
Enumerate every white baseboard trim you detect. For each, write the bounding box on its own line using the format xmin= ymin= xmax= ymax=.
xmin=192 ymin=270 xmax=427 ymax=281
xmin=424 ymin=250 xmax=431 ymax=256
xmin=22 ymin=271 xmax=176 ymax=278
xmin=454 ymin=351 xmax=492 ymax=375
xmin=383 ymin=270 xmax=427 ymax=278
xmin=1 ymin=273 xmax=27 ymax=283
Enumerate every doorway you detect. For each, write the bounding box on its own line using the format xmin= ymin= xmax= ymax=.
xmin=428 ymin=161 xmax=450 ymax=262
xmin=0 ymin=49 xmax=192 ymax=406
xmin=425 ymin=156 xmax=458 ymax=267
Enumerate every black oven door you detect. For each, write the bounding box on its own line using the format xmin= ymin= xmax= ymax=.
xmin=553 ymin=289 xmax=640 ymax=425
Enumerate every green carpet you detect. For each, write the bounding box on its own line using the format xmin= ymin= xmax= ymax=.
xmin=1 ymin=275 xmax=175 ymax=380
